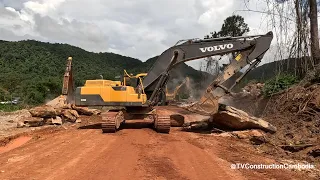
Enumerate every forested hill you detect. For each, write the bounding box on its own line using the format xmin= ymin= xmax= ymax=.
xmin=0 ymin=40 xmax=203 ymax=105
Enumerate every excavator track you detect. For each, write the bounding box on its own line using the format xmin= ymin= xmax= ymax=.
xmin=155 ymin=114 xmax=171 ymax=133
xmin=101 ymin=111 xmax=124 ymax=133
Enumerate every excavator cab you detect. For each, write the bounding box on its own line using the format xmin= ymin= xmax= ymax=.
xmin=74 ymin=70 xmax=148 ymax=107
xmin=123 ymin=70 xmax=147 ymax=87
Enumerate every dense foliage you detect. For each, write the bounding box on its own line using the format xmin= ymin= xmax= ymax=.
xmin=262 ymin=74 xmax=299 ymax=97
xmin=0 ymin=40 xmax=203 ymax=107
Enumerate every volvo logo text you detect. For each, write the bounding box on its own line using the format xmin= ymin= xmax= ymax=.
xmin=199 ymin=44 xmax=234 ymax=52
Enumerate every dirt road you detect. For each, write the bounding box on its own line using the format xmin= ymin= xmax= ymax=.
xmin=0 ymin=126 xmax=312 ymax=180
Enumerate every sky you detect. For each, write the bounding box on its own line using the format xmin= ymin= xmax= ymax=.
xmin=0 ymin=0 xmax=283 ymax=69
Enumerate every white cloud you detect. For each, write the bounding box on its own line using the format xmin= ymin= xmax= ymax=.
xmin=24 ymin=0 xmax=66 ymax=16
xmin=0 ymin=0 xmax=278 ymax=67
xmin=198 ymin=0 xmax=234 ymax=28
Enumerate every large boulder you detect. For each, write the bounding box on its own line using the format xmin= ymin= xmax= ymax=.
xmin=52 ymin=116 xmax=63 ymax=125
xmin=29 ymin=106 xmax=59 ymax=118
xmin=44 ymin=117 xmax=64 ymax=125
xmin=23 ymin=117 xmax=45 ymax=127
xmin=211 ymin=105 xmax=277 ymax=133
xmin=231 ymin=130 xmax=268 ymax=145
xmin=71 ymin=104 xmax=101 ymax=116
xmin=46 ymin=95 xmax=67 ymax=108
xmin=16 ymin=121 xmax=26 ymax=128
xmin=71 ymin=105 xmax=92 ymax=115
xmin=62 ymin=103 xmax=72 ymax=109
xmin=69 ymin=110 xmax=80 ymax=118
xmin=182 ymin=105 xmax=276 ymax=133
xmin=89 ymin=109 xmax=101 ymax=115
xmin=62 ymin=109 xmax=78 ymax=122
xmin=182 ymin=119 xmax=210 ymax=131
xmin=231 ymin=129 xmax=265 ymax=139
xmin=170 ymin=114 xmax=185 ymax=127
xmin=44 ymin=118 xmax=53 ymax=125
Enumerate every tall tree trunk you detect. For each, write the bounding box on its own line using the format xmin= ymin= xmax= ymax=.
xmin=295 ymin=0 xmax=302 ymax=75
xmin=309 ymin=0 xmax=320 ymax=64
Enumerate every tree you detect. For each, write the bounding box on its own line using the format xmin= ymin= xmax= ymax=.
xmin=203 ymin=15 xmax=250 ymax=69
xmin=219 ymin=15 xmax=250 ymax=37
xmin=309 ymin=0 xmax=320 ymax=63
xmin=205 ymin=15 xmax=250 ymax=39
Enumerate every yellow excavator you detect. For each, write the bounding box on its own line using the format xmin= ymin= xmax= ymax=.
xmin=64 ymin=31 xmax=273 ymax=133
xmin=166 ymin=77 xmax=190 ymax=103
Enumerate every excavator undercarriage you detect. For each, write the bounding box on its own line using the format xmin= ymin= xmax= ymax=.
xmin=64 ymin=31 xmax=273 ymax=134
xmin=100 ymin=108 xmax=170 ymax=133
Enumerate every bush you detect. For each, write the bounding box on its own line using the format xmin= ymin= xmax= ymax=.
xmin=263 ymin=74 xmax=299 ymax=97
xmin=0 ymin=104 xmax=23 ymax=112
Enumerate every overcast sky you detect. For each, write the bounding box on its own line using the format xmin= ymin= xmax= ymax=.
xmin=0 ymin=0 xmax=280 ymax=68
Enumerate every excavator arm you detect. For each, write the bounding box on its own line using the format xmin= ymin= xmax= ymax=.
xmin=62 ymin=57 xmax=74 ymax=104
xmin=142 ymin=32 xmax=273 ymax=108
xmin=166 ymin=77 xmax=190 ymax=101
xmin=173 ymin=77 xmax=190 ymax=98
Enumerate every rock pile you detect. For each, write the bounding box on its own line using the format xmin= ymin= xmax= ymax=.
xmin=17 ymin=104 xmax=101 ymax=128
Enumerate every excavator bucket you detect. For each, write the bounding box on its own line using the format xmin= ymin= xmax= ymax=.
xmin=186 ymin=92 xmax=220 ymax=116
xmin=183 ymin=80 xmax=229 ymax=116
xmin=184 ymin=44 xmax=269 ymax=115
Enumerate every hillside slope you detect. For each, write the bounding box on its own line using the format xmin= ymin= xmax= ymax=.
xmin=132 ymin=56 xmax=204 ymax=81
xmin=232 ymin=58 xmax=311 ymax=92
xmin=0 ymin=40 xmax=204 ymax=105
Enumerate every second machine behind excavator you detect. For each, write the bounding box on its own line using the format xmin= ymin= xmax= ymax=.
xmin=70 ymin=31 xmax=273 ymax=133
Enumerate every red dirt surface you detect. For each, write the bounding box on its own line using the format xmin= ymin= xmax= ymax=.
xmin=0 ymin=136 xmax=32 ymax=154
xmin=0 ymin=126 xmax=312 ymax=180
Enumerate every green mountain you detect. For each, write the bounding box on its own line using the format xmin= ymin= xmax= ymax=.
xmin=0 ymin=40 xmax=205 ymax=105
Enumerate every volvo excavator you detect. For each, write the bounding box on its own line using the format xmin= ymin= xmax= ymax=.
xmin=67 ymin=31 xmax=273 ymax=133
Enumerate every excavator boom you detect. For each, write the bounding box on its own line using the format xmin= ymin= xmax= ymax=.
xmin=142 ymin=32 xmax=273 ymax=107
